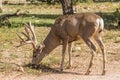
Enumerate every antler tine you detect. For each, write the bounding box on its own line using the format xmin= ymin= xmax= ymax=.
xmin=24 ymin=24 xmax=30 ymax=39
xmin=16 ymin=33 xmax=25 ymax=42
xmin=24 ymin=22 xmax=38 ymax=45
xmin=28 ymin=21 xmax=38 ymax=46
xmin=24 ymin=22 xmax=29 ymax=28
xmin=16 ymin=33 xmax=26 ymax=47
xmin=21 ymin=32 xmax=29 ymax=40
xmin=16 ymin=22 xmax=38 ymax=50
xmin=17 ymin=32 xmax=37 ymax=49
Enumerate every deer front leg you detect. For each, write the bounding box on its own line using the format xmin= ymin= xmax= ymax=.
xmin=60 ymin=38 xmax=68 ymax=71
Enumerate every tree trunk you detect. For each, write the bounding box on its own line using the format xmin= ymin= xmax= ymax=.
xmin=0 ymin=0 xmax=2 ymax=13
xmin=59 ymin=0 xmax=74 ymax=15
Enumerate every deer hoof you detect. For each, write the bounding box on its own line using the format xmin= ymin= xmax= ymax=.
xmin=85 ymin=70 xmax=91 ymax=75
xmin=102 ymin=70 xmax=106 ymax=75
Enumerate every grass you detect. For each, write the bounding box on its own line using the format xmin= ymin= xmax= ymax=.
xmin=0 ymin=63 xmax=12 ymax=72
xmin=0 ymin=2 xmax=120 ymax=75
xmin=0 ymin=2 xmax=120 ymax=28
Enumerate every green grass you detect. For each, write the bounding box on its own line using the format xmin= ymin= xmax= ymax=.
xmin=103 ymin=29 xmax=120 ymax=42
xmin=0 ymin=2 xmax=120 ymax=28
xmin=0 ymin=2 xmax=120 ymax=75
xmin=26 ymin=68 xmax=42 ymax=75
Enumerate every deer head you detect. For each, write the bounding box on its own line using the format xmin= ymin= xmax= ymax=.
xmin=17 ymin=22 xmax=45 ymax=65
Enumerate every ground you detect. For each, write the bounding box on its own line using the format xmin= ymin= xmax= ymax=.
xmin=0 ymin=30 xmax=120 ymax=80
xmin=0 ymin=53 xmax=120 ymax=80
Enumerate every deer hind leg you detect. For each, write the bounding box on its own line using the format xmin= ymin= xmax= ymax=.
xmin=67 ymin=42 xmax=72 ymax=68
xmin=82 ymin=37 xmax=96 ymax=75
xmin=95 ymin=35 xmax=106 ymax=75
xmin=60 ymin=37 xmax=68 ymax=71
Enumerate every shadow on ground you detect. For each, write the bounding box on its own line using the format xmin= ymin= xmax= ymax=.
xmin=0 ymin=11 xmax=120 ymax=29
xmin=24 ymin=63 xmax=60 ymax=73
xmin=24 ymin=63 xmax=99 ymax=76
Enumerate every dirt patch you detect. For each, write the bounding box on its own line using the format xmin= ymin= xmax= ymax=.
xmin=1 ymin=34 xmax=120 ymax=80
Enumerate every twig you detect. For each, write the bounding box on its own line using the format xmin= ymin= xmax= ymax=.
xmin=0 ymin=9 xmax=27 ymax=27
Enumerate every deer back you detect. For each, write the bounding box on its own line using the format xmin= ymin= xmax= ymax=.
xmin=53 ymin=13 xmax=103 ymax=42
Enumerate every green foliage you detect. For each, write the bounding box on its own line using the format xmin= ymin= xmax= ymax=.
xmin=86 ymin=0 xmax=93 ymax=3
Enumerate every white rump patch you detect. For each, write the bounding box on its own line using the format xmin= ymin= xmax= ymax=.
xmin=96 ymin=18 xmax=104 ymax=30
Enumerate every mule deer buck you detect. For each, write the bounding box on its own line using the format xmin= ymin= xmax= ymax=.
xmin=17 ymin=13 xmax=106 ymax=75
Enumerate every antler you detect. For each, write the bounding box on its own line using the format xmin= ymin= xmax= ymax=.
xmin=17 ymin=21 xmax=38 ymax=50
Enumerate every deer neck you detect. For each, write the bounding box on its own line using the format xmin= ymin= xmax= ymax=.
xmin=41 ymin=31 xmax=60 ymax=56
